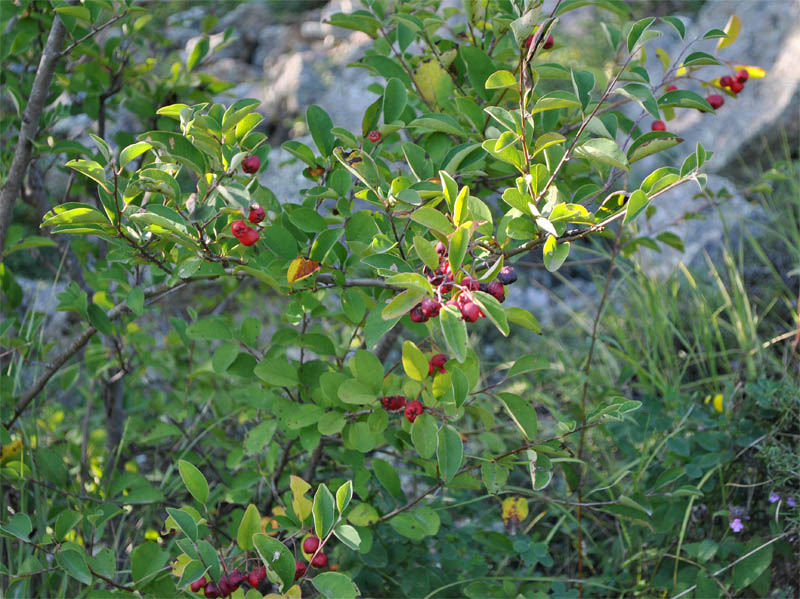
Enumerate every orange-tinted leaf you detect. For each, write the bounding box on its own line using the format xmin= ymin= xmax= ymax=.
xmin=287 ymin=257 xmax=320 ymax=284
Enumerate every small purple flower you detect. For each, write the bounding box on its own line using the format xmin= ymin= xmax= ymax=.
xmin=730 ymin=518 xmax=744 ymax=533
xmin=769 ymin=492 xmax=780 ymax=504
xmin=787 ymin=496 xmax=796 ymax=508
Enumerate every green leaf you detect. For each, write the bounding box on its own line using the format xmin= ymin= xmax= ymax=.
xmin=118 ymin=142 xmax=152 ymax=170
xmin=178 ymin=559 xmax=207 ymax=589
xmin=437 ymin=425 xmax=463 ymax=482
xmin=499 ymin=393 xmax=538 ymax=440
xmin=732 ymin=540 xmax=773 ymax=590
xmin=166 ymin=507 xmax=198 ymax=542
xmin=627 ymin=131 xmax=683 ymax=164
xmin=312 ymin=572 xmax=360 ymax=599
xmin=383 ymin=78 xmax=407 ymax=123
xmin=543 ymin=236 xmax=570 ymax=272
xmin=196 ymin=540 xmax=221 ymax=581
xmin=236 ymin=504 xmax=261 ymax=551
xmin=453 ymin=185 xmax=469 ymax=227
xmin=574 ymin=138 xmax=629 ymax=171
xmin=662 ymin=16 xmax=685 ymax=39
xmin=55 ymin=5 xmax=91 ymax=21
xmin=347 ymin=502 xmax=378 ymax=526
xmin=187 ymin=36 xmax=209 ymax=71
xmin=683 ymin=51 xmax=722 ymax=67
xmin=508 ymin=354 xmax=549 ymax=377
xmin=382 ymin=289 xmax=426 ymax=321
xmin=411 ymin=412 xmax=438 ymax=459
xmin=57 ymin=549 xmax=92 ymax=585
xmin=485 ymin=69 xmax=518 ymax=90
xmin=410 ymin=206 xmax=455 ymax=236
xmin=0 ymin=513 xmax=32 ymax=540
xmin=402 ymin=340 xmax=429 ymax=382
xmin=439 ymin=305 xmax=467 ymax=363
xmin=254 ymin=357 xmax=298 ymax=387
xmin=408 ymin=114 xmax=467 ymax=138
xmin=332 ymin=524 xmax=361 ymax=551
xmin=126 ymin=287 xmax=145 ymax=316
xmin=505 ymin=306 xmax=542 ymax=334
xmin=414 ymin=235 xmax=440 ymax=270
xmin=253 ymin=534 xmax=295 ymax=593
xmin=531 ymin=91 xmax=581 ymax=115
xmin=373 ymin=458 xmax=403 ymax=499
xmin=388 ymin=507 xmax=440 ymax=540
xmin=623 ymin=189 xmax=649 ymax=224
xmin=64 ymin=159 xmax=110 ymax=192
xmin=658 ymin=89 xmax=713 ymax=112
xmin=186 ymin=316 xmax=231 ymax=340
xmin=471 ymin=291 xmax=509 ymax=336
xmin=460 ymin=45 xmax=495 ymax=101
xmin=137 ymin=131 xmax=206 ymax=176
xmin=312 ymin=484 xmax=336 ymax=539
xmin=336 ymin=480 xmax=353 ymax=514
xmin=448 ymin=225 xmax=470 ymax=274
xmin=384 ymin=273 xmax=433 ymax=294
xmin=41 ymin=203 xmax=109 ymax=228
xmin=533 ymin=132 xmax=566 ymax=157
xmin=337 ymin=378 xmax=376 ymax=405
xmin=571 ymin=69 xmax=595 ymax=111
xmin=87 ymin=303 xmax=113 ymax=336
xmin=307 ymin=104 xmax=336 ymax=157
xmin=55 ymin=511 xmax=82 ymax=541
xmin=244 ymin=420 xmax=278 ymax=455
xmin=627 ymin=17 xmax=656 ymax=51
xmin=178 ymin=460 xmax=209 ymax=505
xmin=131 ymin=541 xmax=168 ymax=586
xmin=618 ymin=83 xmax=660 ymax=120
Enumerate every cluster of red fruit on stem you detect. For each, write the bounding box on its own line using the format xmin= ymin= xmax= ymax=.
xmin=410 ymin=242 xmax=517 ymax=325
xmin=230 ymin=204 xmax=264 ymax=247
xmin=191 ymin=566 xmax=266 ymax=598
xmin=367 ymin=130 xmax=381 ymax=142
xmin=428 ymin=353 xmax=447 ymax=376
xmin=294 ymin=535 xmax=328 ymax=581
xmin=380 ymin=394 xmax=425 ymax=423
xmin=719 ymin=68 xmax=748 ymax=94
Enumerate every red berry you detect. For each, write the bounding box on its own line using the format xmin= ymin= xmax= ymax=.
xmin=460 ymin=301 xmax=480 ymax=323
xmin=218 ymin=576 xmax=233 ymax=597
xmin=381 ymin=395 xmax=407 ymax=411
xmin=524 ymin=34 xmax=534 ymax=50
xmin=229 ymin=570 xmax=246 ymax=589
xmin=231 ymin=219 xmax=248 ymax=238
xmin=736 ymin=69 xmax=749 ymax=83
xmin=430 ymin=353 xmax=447 ymax=368
xmin=666 ymin=85 xmax=678 ymax=92
xmin=310 ymin=553 xmax=327 ymax=569
xmin=294 ymin=560 xmax=307 ymax=581
xmin=303 ymin=536 xmax=320 ymax=554
xmin=248 ymin=571 xmax=260 ymax=587
xmin=462 ymin=276 xmax=480 ymax=291
xmin=404 ymin=400 xmax=424 ymax=423
xmin=706 ymin=94 xmax=724 ymax=109
xmin=651 ymin=120 xmax=666 ymax=132
xmin=543 ymin=34 xmax=554 ymax=49
xmin=191 ymin=577 xmax=207 ymax=592
xmin=497 ymin=265 xmax=518 ymax=285
xmin=730 ymin=80 xmax=744 ymax=94
xmin=420 ymin=297 xmax=441 ymax=318
xmin=239 ymin=227 xmax=259 ymax=246
xmin=435 ymin=241 xmax=447 ymax=256
xmin=242 ymin=155 xmax=260 ymax=174
xmin=719 ymin=75 xmax=734 ymax=88
xmin=248 ymin=204 xmax=265 ymax=224
xmin=204 ymin=582 xmax=220 ymax=599
xmin=487 ymin=280 xmax=505 ymax=302
xmin=367 ymin=130 xmax=381 ymax=142
xmin=409 ymin=304 xmax=428 ymax=323
xmin=440 ymin=272 xmax=454 ymax=294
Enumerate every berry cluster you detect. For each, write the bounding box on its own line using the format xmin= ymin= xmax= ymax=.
xmin=230 ymin=204 xmax=264 ymax=247
xmin=428 ymin=353 xmax=447 ymax=376
xmin=410 ymin=243 xmax=517 ymax=325
xmin=191 ymin=566 xmax=266 ymax=598
xmin=295 ymin=535 xmax=328 ymax=580
xmin=380 ymin=395 xmax=424 ymax=423
xmin=719 ymin=68 xmax=749 ymax=94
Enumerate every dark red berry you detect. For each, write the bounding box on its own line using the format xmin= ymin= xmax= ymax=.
xmin=229 ymin=570 xmax=246 ymax=587
xmin=409 ymin=304 xmax=428 ymax=323
xmin=543 ymin=34 xmax=554 ymax=49
xmin=524 ymin=34 xmax=534 ymax=50
xmin=730 ymin=80 xmax=744 ymax=93
xmin=204 ymin=582 xmax=220 ymax=599
xmin=218 ymin=576 xmax=233 ymax=597
xmin=488 ymin=281 xmax=505 ymax=302
xmin=242 ymin=155 xmax=260 ymax=174
xmin=310 ymin=553 xmax=327 ymax=569
xmin=367 ymin=130 xmax=381 ymax=142
xmin=736 ymin=69 xmax=749 ymax=83
xmin=461 ymin=276 xmax=480 ymax=291
xmin=294 ymin=561 xmax=307 ymax=581
xmin=666 ymin=85 xmax=677 ymax=92
xmin=651 ymin=120 xmax=666 ymax=132
xmin=440 ymin=272 xmax=454 ymax=294
xmin=248 ymin=571 xmax=260 ymax=588
xmin=460 ymin=301 xmax=481 ymax=323
xmin=239 ymin=227 xmax=259 ymax=246
xmin=191 ymin=577 xmax=207 ymax=592
xmin=497 ymin=265 xmax=518 ymax=285
xmin=303 ymin=536 xmax=320 ymax=554
xmin=231 ymin=219 xmax=248 ymax=238
xmin=248 ymin=204 xmax=265 ymax=224
xmin=404 ymin=400 xmax=424 ymax=423
xmin=435 ymin=241 xmax=447 ymax=256
xmin=382 ymin=395 xmax=407 ymax=411
xmin=428 ymin=353 xmax=447 ymax=376
xmin=706 ymin=94 xmax=724 ymax=109
xmin=719 ymin=75 xmax=734 ymax=88
xmin=420 ymin=297 xmax=441 ymax=318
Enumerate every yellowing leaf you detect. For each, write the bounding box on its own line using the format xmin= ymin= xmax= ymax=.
xmin=290 ymin=475 xmax=313 ymax=523
xmin=287 ymin=257 xmax=320 ymax=284
xmin=171 ymin=553 xmax=192 ymax=577
xmin=733 ymin=64 xmax=766 ymax=79
xmin=717 ymin=14 xmax=740 ymax=51
xmin=501 ymin=496 xmax=529 ymax=527
xmin=414 ymin=59 xmax=452 ymax=108
xmin=0 ymin=440 xmax=23 ymax=464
